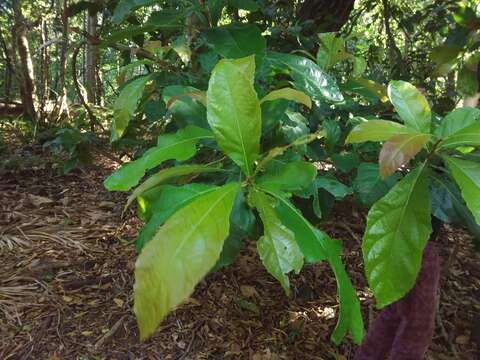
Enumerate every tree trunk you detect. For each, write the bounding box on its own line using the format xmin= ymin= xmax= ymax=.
xmin=85 ymin=11 xmax=97 ymax=105
xmin=0 ymin=29 xmax=14 ymax=104
xmin=297 ymin=0 xmax=355 ymax=32
xmin=96 ymin=62 xmax=104 ymax=107
xmin=53 ymin=0 xmax=70 ymax=121
xmin=12 ymin=0 xmax=38 ymax=123
xmin=382 ymin=0 xmax=403 ymax=79
xmin=39 ymin=17 xmax=49 ymax=121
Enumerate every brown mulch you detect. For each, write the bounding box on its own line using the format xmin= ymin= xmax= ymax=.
xmin=0 ymin=144 xmax=479 ymax=359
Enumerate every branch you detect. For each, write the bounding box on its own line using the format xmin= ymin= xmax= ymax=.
xmin=37 ymin=38 xmax=63 ymax=53
xmin=70 ymin=26 xmax=176 ymax=71
xmin=71 ymin=40 xmax=103 ymax=131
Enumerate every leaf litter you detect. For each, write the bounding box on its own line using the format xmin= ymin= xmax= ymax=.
xmin=0 ymin=144 xmax=479 ymax=359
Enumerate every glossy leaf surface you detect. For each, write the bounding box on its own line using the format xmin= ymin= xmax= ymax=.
xmin=444 ymin=156 xmax=480 ymax=224
xmin=435 ymin=107 xmax=480 ymax=138
xmin=251 ymin=190 xmax=303 ymax=295
xmin=268 ymin=52 xmax=343 ymax=102
xmin=379 ymin=133 xmax=430 ymax=178
xmin=134 ymin=183 xmax=239 ymax=339
xmin=440 ymin=122 xmax=480 ymax=150
xmin=388 ymin=81 xmax=431 ymax=133
xmin=207 ymin=56 xmax=261 ymax=176
xmin=363 ymin=166 xmax=432 ymax=308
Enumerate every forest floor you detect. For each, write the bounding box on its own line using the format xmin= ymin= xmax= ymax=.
xmin=1 ymin=132 xmax=479 ymax=360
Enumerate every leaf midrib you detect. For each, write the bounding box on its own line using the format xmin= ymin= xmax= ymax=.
xmin=222 ymin=69 xmax=254 ymax=176
xmin=173 ymin=185 xmax=236 ymax=258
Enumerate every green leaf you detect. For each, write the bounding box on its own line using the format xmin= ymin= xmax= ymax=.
xmin=261 ymin=99 xmax=289 ymax=133
xmin=430 ymin=45 xmax=462 ymax=76
xmin=436 ymin=107 xmax=480 ymax=138
xmin=172 ymin=35 xmax=191 ymax=64
xmin=363 ymin=165 xmax=432 ymax=308
xmin=264 ymin=191 xmax=328 ymax=262
xmin=353 ymin=163 xmax=401 ymax=206
xmin=331 ymin=152 xmax=359 ymax=173
xmin=207 ymin=0 xmax=225 ymax=25
xmin=352 ymin=56 xmax=367 ymax=78
xmin=143 ymin=99 xmax=166 ymax=122
xmin=105 ymin=10 xmax=185 ymax=43
xmin=207 ymin=56 xmax=261 ymax=176
xmin=388 ymin=81 xmax=431 ymax=133
xmin=379 ymin=133 xmax=430 ymax=178
xmin=458 ymin=66 xmax=479 ymax=96
xmin=430 ymin=174 xmax=480 ymax=248
xmin=104 ymin=126 xmax=214 ymax=191
xmin=316 ymin=32 xmax=349 ymax=69
xmin=126 ymin=165 xmax=223 ymax=210
xmin=112 ymin=75 xmax=152 ymax=141
xmin=346 ymin=120 xmax=413 ymax=143
xmin=264 ymin=190 xmax=363 ymax=343
xmin=134 ymin=182 xmax=239 ymax=340
xmin=136 ymin=184 xmax=216 ymax=252
xmin=323 ymin=119 xmax=342 ymax=152
xmin=260 ymin=88 xmax=312 ymax=109
xmin=282 ymin=111 xmax=310 ymax=145
xmin=137 ymin=183 xmax=215 ymax=221
xmin=250 ymin=189 xmax=303 ymax=295
xmin=213 ymin=189 xmax=255 ymax=271
xmin=267 ymin=52 xmax=344 ymax=103
xmin=112 ymin=0 xmax=157 ymax=23
xmin=204 ymin=23 xmax=266 ymax=63
xmin=256 ymin=161 xmax=316 ymax=193
xmin=315 ymin=176 xmax=352 ymax=199
xmin=341 ymin=78 xmax=389 ymax=103
xmin=444 ymin=156 xmax=480 ymax=224
xmin=329 ymin=252 xmax=364 ymax=345
xmin=440 ymin=122 xmax=480 ymax=150
xmin=163 ymin=85 xmax=208 ymax=128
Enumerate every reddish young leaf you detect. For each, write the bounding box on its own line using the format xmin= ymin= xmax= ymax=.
xmin=379 ymin=133 xmax=430 ymax=178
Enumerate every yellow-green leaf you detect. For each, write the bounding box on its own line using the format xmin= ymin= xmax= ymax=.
xmin=207 ymin=56 xmax=261 ymax=176
xmin=260 ymin=88 xmax=312 ymax=109
xmin=444 ymin=156 xmax=480 ymax=224
xmin=440 ymin=122 xmax=480 ymax=150
xmin=346 ymin=120 xmax=413 ymax=144
xmin=112 ymin=75 xmax=152 ymax=141
xmin=388 ymin=81 xmax=431 ymax=133
xmin=125 ymin=165 xmax=223 ymax=210
xmin=250 ymin=189 xmax=303 ymax=295
xmin=134 ymin=183 xmax=239 ymax=340
xmin=379 ymin=133 xmax=430 ymax=178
